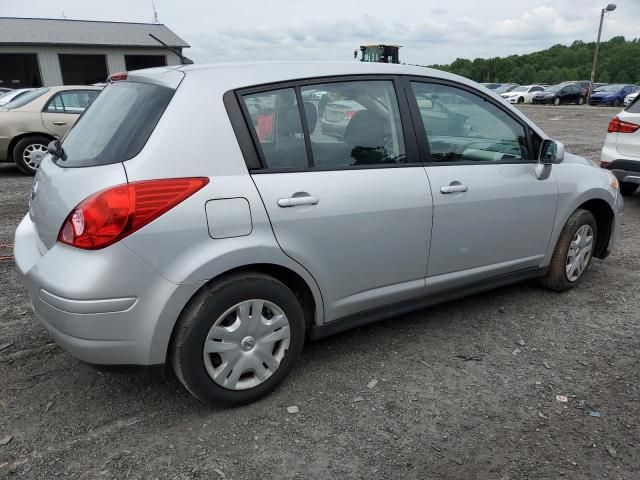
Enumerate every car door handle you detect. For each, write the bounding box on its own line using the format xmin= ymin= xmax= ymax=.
xmin=52 ymin=121 xmax=67 ymax=126
xmin=440 ymin=184 xmax=468 ymax=194
xmin=277 ymin=196 xmax=319 ymax=207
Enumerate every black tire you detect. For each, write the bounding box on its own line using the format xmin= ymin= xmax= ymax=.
xmin=540 ymin=209 xmax=597 ymax=292
xmin=517 ymin=97 xmax=524 ymax=104
xmin=578 ymin=96 xmax=585 ymax=105
xmin=553 ymin=97 xmax=561 ymax=106
xmin=620 ymin=182 xmax=638 ymax=196
xmin=13 ymin=135 xmax=51 ymax=175
xmin=613 ymin=99 xmax=622 ymax=108
xmin=170 ymin=272 xmax=306 ymax=407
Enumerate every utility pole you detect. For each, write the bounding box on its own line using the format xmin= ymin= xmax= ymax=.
xmin=588 ymin=4 xmax=617 ymax=101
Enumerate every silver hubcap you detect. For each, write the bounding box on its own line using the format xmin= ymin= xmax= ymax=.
xmin=22 ymin=143 xmax=47 ymax=170
xmin=203 ymin=299 xmax=290 ymax=391
xmin=566 ymin=224 xmax=594 ymax=282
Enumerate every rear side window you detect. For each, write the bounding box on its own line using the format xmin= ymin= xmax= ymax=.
xmin=242 ymin=88 xmax=308 ymax=169
xmin=240 ymin=80 xmax=406 ymax=169
xmin=627 ymin=96 xmax=640 ymax=113
xmin=60 ymin=82 xmax=174 ymax=167
xmin=46 ymin=90 xmax=99 ymax=114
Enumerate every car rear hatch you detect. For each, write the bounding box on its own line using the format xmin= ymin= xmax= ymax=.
xmin=29 ymin=68 xmax=184 ymax=251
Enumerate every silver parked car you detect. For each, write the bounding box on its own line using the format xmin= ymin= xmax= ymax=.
xmin=15 ymin=62 xmax=623 ymax=406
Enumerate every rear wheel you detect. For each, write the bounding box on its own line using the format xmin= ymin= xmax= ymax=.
xmin=13 ymin=135 xmax=51 ymax=175
xmin=620 ymin=182 xmax=638 ymax=196
xmin=553 ymin=97 xmax=561 ymax=106
xmin=170 ymin=272 xmax=306 ymax=407
xmin=540 ymin=209 xmax=597 ymax=292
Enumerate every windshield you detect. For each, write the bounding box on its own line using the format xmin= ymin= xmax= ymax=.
xmin=3 ymin=87 xmax=49 ymax=109
xmin=595 ymin=84 xmax=624 ymax=93
xmin=59 ymin=81 xmax=174 ymax=167
xmin=511 ymin=86 xmax=527 ymax=92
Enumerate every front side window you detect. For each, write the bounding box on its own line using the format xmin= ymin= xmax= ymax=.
xmin=411 ymin=82 xmax=529 ymax=163
xmin=46 ymin=90 xmax=99 ymax=114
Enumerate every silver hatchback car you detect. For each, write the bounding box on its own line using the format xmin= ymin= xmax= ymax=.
xmin=15 ymin=62 xmax=623 ymax=406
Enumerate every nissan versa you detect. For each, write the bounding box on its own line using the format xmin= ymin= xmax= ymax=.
xmin=14 ymin=63 xmax=623 ymax=406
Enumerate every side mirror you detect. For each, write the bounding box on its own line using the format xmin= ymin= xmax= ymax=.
xmin=539 ymin=139 xmax=564 ymax=165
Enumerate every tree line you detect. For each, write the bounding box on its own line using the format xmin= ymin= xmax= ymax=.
xmin=429 ymin=37 xmax=640 ymax=85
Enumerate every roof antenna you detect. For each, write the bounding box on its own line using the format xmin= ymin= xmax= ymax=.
xmin=151 ymin=0 xmax=160 ymax=24
xmin=61 ymin=11 xmax=67 ymax=19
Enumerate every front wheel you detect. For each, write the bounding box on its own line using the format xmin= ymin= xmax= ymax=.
xmin=620 ymin=182 xmax=638 ymax=196
xmin=540 ymin=209 xmax=597 ymax=292
xmin=578 ymin=96 xmax=585 ymax=105
xmin=517 ymin=97 xmax=524 ymax=104
xmin=170 ymin=272 xmax=305 ymax=407
xmin=13 ymin=135 xmax=51 ymax=175
xmin=553 ymin=97 xmax=561 ymax=106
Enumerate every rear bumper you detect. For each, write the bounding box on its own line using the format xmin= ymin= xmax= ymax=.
xmin=602 ymin=159 xmax=640 ymax=184
xmin=14 ymin=214 xmax=203 ymax=365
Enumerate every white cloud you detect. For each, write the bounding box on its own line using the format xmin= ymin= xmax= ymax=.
xmin=1 ymin=0 xmax=639 ymax=64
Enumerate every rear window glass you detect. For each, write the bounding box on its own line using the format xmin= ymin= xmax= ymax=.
xmin=59 ymin=82 xmax=174 ymax=167
xmin=3 ymin=87 xmax=49 ymax=109
xmin=626 ymin=95 xmax=640 ymax=113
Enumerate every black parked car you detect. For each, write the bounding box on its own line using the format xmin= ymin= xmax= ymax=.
xmin=531 ymin=83 xmax=585 ymax=105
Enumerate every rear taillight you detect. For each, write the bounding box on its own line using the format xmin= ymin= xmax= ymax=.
xmin=58 ymin=178 xmax=209 ymax=250
xmin=343 ymin=110 xmax=358 ymax=120
xmin=607 ymin=116 xmax=640 ymax=133
xmin=600 ymin=160 xmax=610 ymax=168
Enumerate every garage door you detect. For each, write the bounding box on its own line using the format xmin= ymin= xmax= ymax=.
xmin=0 ymin=53 xmax=43 ymax=88
xmin=59 ymin=54 xmax=108 ymax=85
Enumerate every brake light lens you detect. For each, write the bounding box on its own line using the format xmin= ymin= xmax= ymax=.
xmin=58 ymin=178 xmax=209 ymax=250
xmin=600 ymin=160 xmax=610 ymax=168
xmin=607 ymin=116 xmax=640 ymax=133
xmin=108 ymin=72 xmax=128 ymax=82
xmin=343 ymin=110 xmax=358 ymax=120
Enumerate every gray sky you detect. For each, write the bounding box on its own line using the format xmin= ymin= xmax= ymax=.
xmin=1 ymin=0 xmax=639 ymax=65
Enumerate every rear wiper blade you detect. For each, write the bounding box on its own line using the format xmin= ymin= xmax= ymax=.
xmin=47 ymin=140 xmax=67 ymax=161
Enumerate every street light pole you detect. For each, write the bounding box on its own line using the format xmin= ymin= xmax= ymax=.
xmin=588 ymin=4 xmax=617 ymax=101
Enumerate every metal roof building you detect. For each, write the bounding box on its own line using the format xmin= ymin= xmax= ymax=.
xmin=0 ymin=18 xmax=190 ymax=88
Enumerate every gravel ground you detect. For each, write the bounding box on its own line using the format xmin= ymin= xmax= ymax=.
xmin=0 ymin=105 xmax=638 ymax=479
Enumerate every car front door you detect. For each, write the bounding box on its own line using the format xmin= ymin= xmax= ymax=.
xmin=41 ymin=90 xmax=99 ymax=138
xmin=239 ymin=79 xmax=433 ymax=321
xmin=407 ymin=80 xmax=558 ymax=292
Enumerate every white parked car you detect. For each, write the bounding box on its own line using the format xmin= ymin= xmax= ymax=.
xmin=501 ymin=85 xmax=546 ymax=104
xmin=601 ymin=96 xmax=640 ymax=196
xmin=624 ymin=91 xmax=638 ymax=107
xmin=0 ymin=87 xmax=35 ymax=106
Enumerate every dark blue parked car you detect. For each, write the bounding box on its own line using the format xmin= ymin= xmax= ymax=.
xmin=589 ymin=84 xmax=639 ymax=107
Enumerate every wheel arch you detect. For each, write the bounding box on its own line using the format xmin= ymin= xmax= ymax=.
xmin=157 ymin=262 xmax=322 ymax=365
xmin=577 ymin=198 xmax=614 ymax=258
xmin=8 ymin=131 xmax=56 ymax=162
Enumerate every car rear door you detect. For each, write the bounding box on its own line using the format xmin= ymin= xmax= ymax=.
xmin=406 ymin=79 xmax=558 ymax=292
xmin=41 ymin=90 xmax=99 ymax=138
xmin=237 ymin=78 xmax=433 ymax=322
